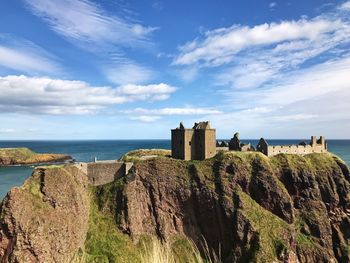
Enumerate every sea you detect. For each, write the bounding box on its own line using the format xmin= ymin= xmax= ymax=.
xmin=0 ymin=139 xmax=349 ymax=199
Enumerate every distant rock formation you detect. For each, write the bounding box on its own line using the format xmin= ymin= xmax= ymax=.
xmin=0 ymin=147 xmax=72 ymax=166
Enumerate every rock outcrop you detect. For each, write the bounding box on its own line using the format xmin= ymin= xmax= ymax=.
xmin=118 ymin=152 xmax=350 ymax=262
xmin=0 ymin=166 xmax=90 ymax=262
xmin=0 ymin=151 xmax=350 ymax=262
xmin=0 ymin=147 xmax=72 ymax=166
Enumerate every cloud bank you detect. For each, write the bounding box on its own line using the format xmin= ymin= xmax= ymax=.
xmin=0 ymin=76 xmax=176 ymax=115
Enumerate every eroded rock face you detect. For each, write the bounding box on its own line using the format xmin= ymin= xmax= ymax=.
xmin=117 ymin=153 xmax=350 ymax=262
xmin=1 ymin=152 xmax=350 ymax=263
xmin=0 ymin=166 xmax=90 ymax=263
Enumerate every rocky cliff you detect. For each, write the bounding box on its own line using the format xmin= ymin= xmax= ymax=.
xmin=1 ymin=151 xmax=350 ymax=262
xmin=0 ymin=166 xmax=90 ymax=262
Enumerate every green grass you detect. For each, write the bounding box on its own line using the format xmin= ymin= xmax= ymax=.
xmin=22 ymin=171 xmax=43 ymax=198
xmin=0 ymin=147 xmax=36 ymax=161
xmin=237 ymin=190 xmax=291 ymax=262
xmin=0 ymin=147 xmax=70 ymax=165
xmin=121 ymin=149 xmax=171 ymax=162
xmin=297 ymin=233 xmax=316 ymax=247
xmin=82 ymin=184 xmax=141 ymax=263
xmin=78 ymin=178 xmax=214 ymax=263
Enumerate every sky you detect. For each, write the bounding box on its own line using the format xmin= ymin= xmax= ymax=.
xmin=0 ymin=0 xmax=350 ymax=140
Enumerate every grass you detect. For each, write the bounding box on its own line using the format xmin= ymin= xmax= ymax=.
xmin=297 ymin=233 xmax=316 ymax=247
xmin=237 ymin=190 xmax=291 ymax=262
xmin=81 ymin=185 xmax=141 ymax=263
xmin=75 ymin=173 xmax=220 ymax=263
xmin=122 ymin=149 xmax=171 ymax=162
xmin=0 ymin=147 xmax=70 ymax=165
xmin=139 ymin=236 xmax=220 ymax=263
xmin=22 ymin=170 xmax=43 ymax=198
xmin=0 ymin=147 xmax=36 ymax=161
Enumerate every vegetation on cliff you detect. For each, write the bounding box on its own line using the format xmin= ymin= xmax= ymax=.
xmin=1 ymin=150 xmax=350 ymax=262
xmin=0 ymin=147 xmax=72 ymax=166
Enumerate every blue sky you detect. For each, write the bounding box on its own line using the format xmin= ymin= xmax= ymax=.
xmin=0 ymin=0 xmax=350 ymax=139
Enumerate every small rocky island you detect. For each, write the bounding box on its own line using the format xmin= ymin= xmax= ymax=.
xmin=0 ymin=147 xmax=72 ymax=166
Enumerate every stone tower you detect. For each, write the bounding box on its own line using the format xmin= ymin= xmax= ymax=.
xmin=171 ymin=121 xmax=216 ymax=160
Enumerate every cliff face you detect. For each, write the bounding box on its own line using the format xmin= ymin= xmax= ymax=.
xmin=0 ymin=152 xmax=350 ymax=263
xmin=118 ymin=152 xmax=350 ymax=262
xmin=0 ymin=166 xmax=90 ymax=262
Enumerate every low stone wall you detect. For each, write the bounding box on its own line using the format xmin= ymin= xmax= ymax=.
xmin=216 ymin=147 xmax=229 ymax=151
xmin=267 ymin=145 xmax=327 ymax=157
xmin=74 ymin=161 xmax=133 ymax=186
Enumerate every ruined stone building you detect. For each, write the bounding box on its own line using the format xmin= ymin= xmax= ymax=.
xmin=256 ymin=136 xmax=327 ymax=157
xmin=171 ymin=121 xmax=216 ymax=160
xmin=228 ymin=132 xmax=253 ymax=152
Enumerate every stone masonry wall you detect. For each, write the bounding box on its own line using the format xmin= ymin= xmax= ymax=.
xmin=78 ymin=161 xmax=131 ymax=186
xmin=267 ymin=144 xmax=327 ymax=157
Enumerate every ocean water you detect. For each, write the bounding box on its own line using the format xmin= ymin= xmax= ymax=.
xmin=0 ymin=139 xmax=349 ymax=199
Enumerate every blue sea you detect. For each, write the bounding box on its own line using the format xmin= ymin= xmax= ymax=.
xmin=0 ymin=140 xmax=349 ymax=199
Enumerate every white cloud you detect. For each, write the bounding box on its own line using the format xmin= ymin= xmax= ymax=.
xmin=340 ymin=1 xmax=350 ymax=10
xmin=152 ymin=1 xmax=163 ymax=11
xmin=270 ymin=114 xmax=317 ymax=122
xmin=130 ymin=115 xmax=161 ymax=122
xmin=123 ymin=107 xmax=222 ymax=115
xmin=173 ymin=18 xmax=342 ymax=66
xmin=0 ymin=37 xmax=61 ymax=74
xmin=0 ymin=75 xmax=176 ymax=115
xmin=211 ymin=55 xmax=350 ymax=138
xmin=0 ymin=128 xmax=15 ymax=133
xmin=103 ymin=61 xmax=154 ymax=85
xmin=255 ymin=56 xmax=350 ymax=107
xmin=174 ymin=67 xmax=199 ymax=83
xmin=117 ymin=83 xmax=176 ymax=102
xmin=269 ymin=2 xmax=277 ymax=9
xmin=24 ymin=0 xmax=156 ymax=49
xmin=124 ymin=107 xmax=221 ymax=123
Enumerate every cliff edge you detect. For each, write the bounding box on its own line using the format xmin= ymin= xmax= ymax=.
xmin=0 ymin=166 xmax=90 ymax=262
xmin=1 ymin=151 xmax=350 ymax=262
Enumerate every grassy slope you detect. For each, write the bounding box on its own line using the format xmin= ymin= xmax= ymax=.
xmin=75 ymin=150 xmax=345 ymax=262
xmin=0 ymin=147 xmax=70 ymax=165
xmin=79 ymin=179 xmax=197 ymax=263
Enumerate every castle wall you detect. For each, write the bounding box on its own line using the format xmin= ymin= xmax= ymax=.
xmin=171 ymin=129 xmax=185 ymax=160
xmin=216 ymin=147 xmax=229 ymax=151
xmin=86 ymin=161 xmax=131 ymax=186
xmin=266 ymin=144 xmax=327 ymax=157
xmin=193 ymin=129 xmax=204 ymax=160
xmin=184 ymin=130 xmax=194 ymax=160
xmin=171 ymin=129 xmax=194 ymax=160
xmin=203 ymin=129 xmax=216 ymax=159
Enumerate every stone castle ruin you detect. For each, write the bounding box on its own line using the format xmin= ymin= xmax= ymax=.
xmin=228 ymin=132 xmax=254 ymax=152
xmin=171 ymin=121 xmax=328 ymax=160
xmin=171 ymin=121 xmax=216 ymax=160
xmin=256 ymin=136 xmax=327 ymax=157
